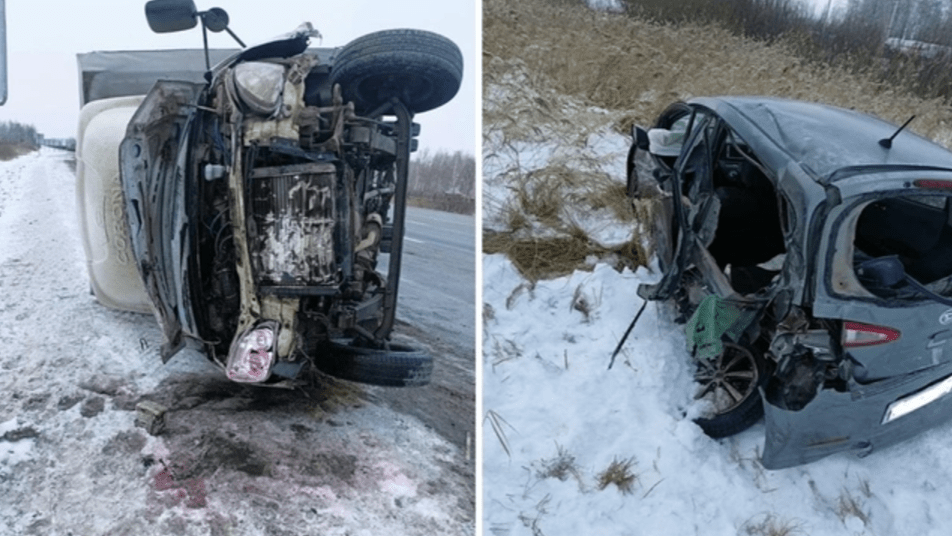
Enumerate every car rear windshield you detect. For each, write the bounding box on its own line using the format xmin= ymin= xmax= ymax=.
xmin=853 ymin=193 xmax=952 ymax=299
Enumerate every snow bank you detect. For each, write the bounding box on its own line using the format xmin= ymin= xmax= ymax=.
xmin=584 ymin=0 xmax=625 ymax=13
xmin=483 ymin=252 xmax=952 ymax=535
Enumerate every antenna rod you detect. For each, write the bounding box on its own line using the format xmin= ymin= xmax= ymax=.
xmin=225 ymin=26 xmax=245 ymax=48
xmin=880 ymin=115 xmax=915 ymax=149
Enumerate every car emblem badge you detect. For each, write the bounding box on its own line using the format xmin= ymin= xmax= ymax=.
xmin=941 ymin=309 xmax=952 ymax=325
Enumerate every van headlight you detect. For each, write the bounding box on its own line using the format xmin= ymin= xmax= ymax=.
xmin=231 ymin=61 xmax=286 ymax=116
xmin=225 ymin=321 xmax=278 ymax=383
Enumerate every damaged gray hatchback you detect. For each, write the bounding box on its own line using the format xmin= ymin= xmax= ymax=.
xmin=627 ymin=96 xmax=952 ymax=469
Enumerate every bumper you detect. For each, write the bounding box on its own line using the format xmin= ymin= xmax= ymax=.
xmin=762 ymin=361 xmax=952 ymax=469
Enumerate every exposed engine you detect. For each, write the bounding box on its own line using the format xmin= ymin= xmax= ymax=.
xmin=248 ymin=163 xmax=338 ymax=289
xmin=107 ymin=7 xmax=460 ymax=388
xmin=190 ymin=50 xmax=401 ymax=371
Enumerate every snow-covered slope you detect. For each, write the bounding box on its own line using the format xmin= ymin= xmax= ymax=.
xmin=481 ymin=92 xmax=952 ymax=536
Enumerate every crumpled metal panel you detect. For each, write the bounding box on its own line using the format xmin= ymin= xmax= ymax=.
xmin=762 ymin=360 xmax=952 ymax=469
xmin=691 ymin=96 xmax=952 ymax=181
xmin=119 ymin=80 xmax=203 ymax=362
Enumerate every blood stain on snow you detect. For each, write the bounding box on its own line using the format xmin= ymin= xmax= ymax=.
xmin=152 ymin=467 xmax=207 ymax=508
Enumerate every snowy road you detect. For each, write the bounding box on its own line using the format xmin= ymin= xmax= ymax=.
xmin=371 ymin=207 xmax=476 ymax=454
xmin=400 ymin=207 xmax=475 ymax=354
xmin=0 ymin=149 xmax=473 ymax=535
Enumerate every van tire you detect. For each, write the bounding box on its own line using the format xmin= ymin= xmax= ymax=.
xmin=330 ymin=29 xmax=463 ymax=115
xmin=314 ymin=339 xmax=433 ymax=387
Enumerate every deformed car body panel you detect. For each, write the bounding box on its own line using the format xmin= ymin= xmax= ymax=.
xmin=765 ymin=180 xmax=952 ymax=468
xmin=76 ymin=95 xmax=151 ymax=314
xmin=634 ymin=96 xmax=952 ymax=469
xmin=814 ymin=175 xmax=952 ymax=381
xmin=690 ymin=97 xmax=952 ymax=180
xmin=763 ymin=361 xmax=952 ymax=468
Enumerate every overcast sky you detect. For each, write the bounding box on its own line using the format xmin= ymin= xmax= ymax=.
xmin=0 ymin=0 xmax=477 ymax=155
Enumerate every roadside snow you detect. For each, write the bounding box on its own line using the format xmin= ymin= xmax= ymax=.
xmin=482 ymin=62 xmax=639 ymax=250
xmin=483 ymin=249 xmax=952 ymax=535
xmin=0 ymin=149 xmax=472 ymax=536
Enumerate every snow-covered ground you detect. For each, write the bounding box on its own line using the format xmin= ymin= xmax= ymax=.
xmin=481 ymin=88 xmax=952 ymax=535
xmin=0 ymin=148 xmax=472 ymax=535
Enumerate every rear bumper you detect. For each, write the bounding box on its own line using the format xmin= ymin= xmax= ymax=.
xmin=762 ymin=361 xmax=952 ymax=469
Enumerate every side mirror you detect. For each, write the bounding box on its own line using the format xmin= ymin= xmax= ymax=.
xmin=632 ymin=125 xmax=650 ymax=151
xmin=856 ymin=255 xmax=905 ymax=288
xmin=202 ymin=7 xmax=229 ymax=32
xmin=145 ymin=0 xmax=198 ymax=33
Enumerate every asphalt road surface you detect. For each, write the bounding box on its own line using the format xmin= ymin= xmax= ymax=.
xmin=370 ymin=206 xmax=476 ymax=456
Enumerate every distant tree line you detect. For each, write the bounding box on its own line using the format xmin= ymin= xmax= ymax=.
xmin=0 ymin=120 xmax=39 ymax=146
xmin=621 ymin=0 xmax=952 ymax=101
xmin=408 ymin=149 xmax=475 ymax=214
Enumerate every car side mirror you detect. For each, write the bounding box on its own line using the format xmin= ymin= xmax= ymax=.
xmin=632 ymin=125 xmax=650 ymax=151
xmin=856 ymin=255 xmax=905 ymax=288
xmin=145 ymin=0 xmax=198 ymax=33
xmin=857 ymin=255 xmax=952 ymax=307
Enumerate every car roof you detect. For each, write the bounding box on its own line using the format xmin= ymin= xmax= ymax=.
xmin=690 ymin=96 xmax=952 ymax=182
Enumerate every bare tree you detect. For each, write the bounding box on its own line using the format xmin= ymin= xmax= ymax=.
xmin=408 ymin=149 xmax=475 ymax=214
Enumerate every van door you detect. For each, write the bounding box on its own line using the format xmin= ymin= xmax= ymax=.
xmin=119 ymin=80 xmax=203 ymax=361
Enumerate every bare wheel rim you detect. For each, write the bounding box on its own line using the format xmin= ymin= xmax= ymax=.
xmin=694 ymin=342 xmax=759 ymax=414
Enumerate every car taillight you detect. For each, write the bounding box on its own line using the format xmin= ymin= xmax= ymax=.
xmin=842 ymin=321 xmax=900 ymax=348
xmin=226 ymin=322 xmax=278 ymax=383
xmin=913 ymin=179 xmax=952 ymax=189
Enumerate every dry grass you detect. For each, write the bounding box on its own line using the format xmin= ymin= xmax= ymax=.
xmin=489 ymin=337 xmax=523 ymax=367
xmin=491 ymin=163 xmax=642 ymax=231
xmin=0 ymin=143 xmax=37 ymax=162
xmin=485 ymin=0 xmax=952 ymax=144
xmin=595 ymin=457 xmax=638 ymax=494
xmin=835 ymin=488 xmax=871 ymax=527
xmin=739 ymin=513 xmax=805 ymax=536
xmin=536 ymin=444 xmax=584 ymax=487
xmin=484 ymin=0 xmax=952 ymax=280
xmin=484 ymin=156 xmax=653 ymax=281
xmin=483 ymin=230 xmax=647 ymax=281
xmin=485 ymin=409 xmax=516 ymax=459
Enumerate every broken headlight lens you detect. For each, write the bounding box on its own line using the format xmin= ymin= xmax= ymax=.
xmin=225 ymin=321 xmax=278 ymax=383
xmin=231 ymin=61 xmax=286 ymax=116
